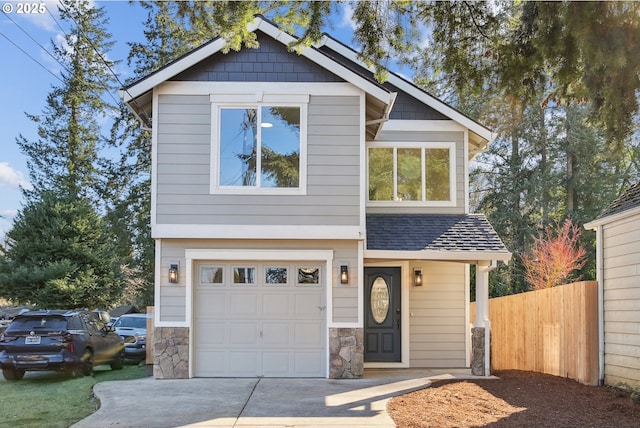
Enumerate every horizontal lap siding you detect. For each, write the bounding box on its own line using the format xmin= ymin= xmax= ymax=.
xmin=155 ymin=94 xmax=360 ymax=227
xmin=408 ymin=261 xmax=467 ymax=367
xmin=159 ymin=239 xmax=359 ymax=324
xmin=602 ymin=216 xmax=640 ymax=387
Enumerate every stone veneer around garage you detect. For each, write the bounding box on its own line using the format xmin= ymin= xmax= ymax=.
xmin=153 ymin=326 xmax=363 ymax=379
xmin=329 ymin=327 xmax=364 ymax=379
xmin=153 ymin=327 xmax=189 ymax=379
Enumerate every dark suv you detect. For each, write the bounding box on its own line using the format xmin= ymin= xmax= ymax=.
xmin=0 ymin=310 xmax=124 ymax=380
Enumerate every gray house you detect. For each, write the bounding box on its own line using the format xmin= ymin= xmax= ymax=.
xmin=585 ymin=181 xmax=640 ymax=387
xmin=122 ymin=16 xmax=511 ymax=379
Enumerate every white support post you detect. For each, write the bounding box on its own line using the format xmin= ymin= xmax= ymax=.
xmin=474 ymin=261 xmax=493 ymax=376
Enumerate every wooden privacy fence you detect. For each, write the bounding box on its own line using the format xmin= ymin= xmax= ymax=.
xmin=471 ymin=281 xmax=599 ymax=385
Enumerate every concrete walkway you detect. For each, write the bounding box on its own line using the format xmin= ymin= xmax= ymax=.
xmin=72 ymin=369 xmax=486 ymax=428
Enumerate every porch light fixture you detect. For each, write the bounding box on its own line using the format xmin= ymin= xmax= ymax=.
xmin=169 ymin=264 xmax=179 ymax=284
xmin=413 ymin=268 xmax=423 ymax=287
xmin=340 ymin=265 xmax=349 ymax=284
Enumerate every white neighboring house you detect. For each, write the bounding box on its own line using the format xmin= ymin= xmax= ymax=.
xmin=585 ymin=180 xmax=640 ymax=387
xmin=121 ymin=16 xmax=511 ymax=379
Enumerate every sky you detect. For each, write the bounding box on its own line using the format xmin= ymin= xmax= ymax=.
xmin=0 ymin=1 xmax=365 ymax=242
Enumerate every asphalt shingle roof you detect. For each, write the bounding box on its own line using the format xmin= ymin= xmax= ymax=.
xmin=366 ymin=214 xmax=509 ymax=253
xmin=595 ymin=180 xmax=640 ymax=220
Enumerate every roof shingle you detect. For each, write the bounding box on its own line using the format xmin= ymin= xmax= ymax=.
xmin=366 ymin=214 xmax=509 ymax=253
xmin=595 ymin=180 xmax=640 ymax=220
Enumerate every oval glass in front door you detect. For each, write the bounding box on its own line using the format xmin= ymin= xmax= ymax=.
xmin=370 ymin=276 xmax=390 ymax=324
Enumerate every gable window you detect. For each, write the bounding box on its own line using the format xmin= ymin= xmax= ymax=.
xmin=211 ymin=94 xmax=308 ymax=194
xmin=368 ymin=142 xmax=455 ymax=205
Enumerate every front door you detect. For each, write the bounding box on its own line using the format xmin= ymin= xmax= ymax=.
xmin=364 ymin=267 xmax=401 ymax=362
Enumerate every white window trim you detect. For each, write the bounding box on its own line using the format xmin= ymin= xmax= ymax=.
xmin=210 ymin=93 xmax=308 ymax=195
xmin=366 ymin=141 xmax=456 ymax=207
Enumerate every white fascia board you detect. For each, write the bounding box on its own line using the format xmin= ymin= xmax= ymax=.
xmin=153 ymin=224 xmax=365 ymax=240
xmin=255 ymin=19 xmax=394 ymax=106
xmin=319 ymin=37 xmax=495 ymax=142
xmin=584 ymin=205 xmax=640 ymax=229
xmin=382 ymin=120 xmax=466 ymax=133
xmin=123 ymin=38 xmax=228 ymax=102
xmin=364 ymin=249 xmax=512 ymax=263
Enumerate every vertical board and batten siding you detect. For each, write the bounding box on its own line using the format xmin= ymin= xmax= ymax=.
xmin=471 ymin=281 xmax=599 ymax=385
xmin=408 ymin=261 xmax=467 ymax=367
xmin=602 ymin=216 xmax=640 ymax=387
xmin=369 ymin=131 xmax=466 ymax=215
xmin=155 ymin=94 xmax=361 ymax=226
xmin=158 ymin=239 xmax=359 ymax=324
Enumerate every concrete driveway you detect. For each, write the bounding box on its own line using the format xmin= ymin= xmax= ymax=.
xmin=72 ymin=369 xmax=484 ymax=428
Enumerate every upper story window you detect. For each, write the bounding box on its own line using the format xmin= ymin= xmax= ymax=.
xmin=211 ymin=94 xmax=308 ymax=195
xmin=368 ymin=142 xmax=456 ymax=206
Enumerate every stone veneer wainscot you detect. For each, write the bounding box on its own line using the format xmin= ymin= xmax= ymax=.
xmin=153 ymin=327 xmax=189 ymax=379
xmin=329 ymin=327 xmax=364 ymax=379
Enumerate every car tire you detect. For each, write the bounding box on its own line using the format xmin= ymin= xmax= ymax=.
xmin=66 ymin=364 xmax=83 ymax=378
xmin=2 ymin=368 xmax=25 ymax=381
xmin=111 ymin=349 xmax=125 ymax=370
xmin=81 ymin=349 xmax=93 ymax=376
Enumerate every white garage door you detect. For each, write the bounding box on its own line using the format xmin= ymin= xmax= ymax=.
xmin=194 ymin=262 xmax=326 ymax=377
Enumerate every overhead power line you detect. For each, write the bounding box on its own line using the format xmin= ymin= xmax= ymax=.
xmin=0 ymin=31 xmax=64 ymax=84
xmin=56 ymin=0 xmax=150 ymax=123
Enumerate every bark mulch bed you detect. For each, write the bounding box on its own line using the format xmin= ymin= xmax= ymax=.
xmin=387 ymin=370 xmax=639 ymax=427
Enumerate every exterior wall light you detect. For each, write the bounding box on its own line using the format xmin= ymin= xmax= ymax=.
xmin=169 ymin=264 xmax=179 ymax=284
xmin=340 ymin=265 xmax=349 ymax=284
xmin=414 ymin=268 xmax=423 ymax=286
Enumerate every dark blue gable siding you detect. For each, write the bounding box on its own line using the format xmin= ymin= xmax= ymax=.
xmin=171 ymin=32 xmax=345 ymax=83
xmin=317 ymin=46 xmax=448 ymax=121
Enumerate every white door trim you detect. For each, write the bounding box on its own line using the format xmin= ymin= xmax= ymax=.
xmin=362 ymin=261 xmax=410 ymax=369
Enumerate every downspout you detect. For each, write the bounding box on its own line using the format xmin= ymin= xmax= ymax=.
xmin=595 ymin=225 xmax=605 ymax=385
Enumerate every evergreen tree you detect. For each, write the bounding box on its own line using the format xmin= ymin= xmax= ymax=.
xmin=0 ymin=192 xmax=124 ymax=308
xmin=0 ymin=0 xmax=125 ymax=308
xmin=181 ymin=1 xmax=640 ymax=145
xmin=17 ymin=0 xmax=117 ymax=203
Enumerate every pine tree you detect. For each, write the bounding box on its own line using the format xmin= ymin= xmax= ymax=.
xmin=0 ymin=0 xmax=125 ymax=308
xmin=17 ymin=0 xmax=117 ymax=203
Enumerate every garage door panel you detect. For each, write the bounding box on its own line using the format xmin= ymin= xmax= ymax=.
xmin=262 ymin=322 xmax=290 ymax=345
xmin=230 ymin=294 xmax=259 ymax=317
xmin=294 ymin=322 xmax=323 ymax=346
xmin=294 ymin=293 xmax=323 ymax=318
xmin=196 ymin=322 xmax=226 ymax=345
xmin=196 ymin=350 xmax=226 ymax=376
xmin=262 ymin=294 xmax=291 ymax=317
xmin=294 ymin=351 xmax=324 ymax=375
xmin=229 ymin=322 xmax=259 ymax=344
xmin=262 ymin=352 xmax=290 ymax=376
xmin=230 ymin=352 xmax=258 ymax=376
xmin=196 ymin=291 xmax=226 ymax=314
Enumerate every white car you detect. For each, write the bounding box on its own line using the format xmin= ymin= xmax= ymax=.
xmin=112 ymin=314 xmax=148 ymax=361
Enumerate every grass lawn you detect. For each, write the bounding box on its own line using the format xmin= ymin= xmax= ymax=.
xmin=0 ymin=363 xmax=150 ymax=428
